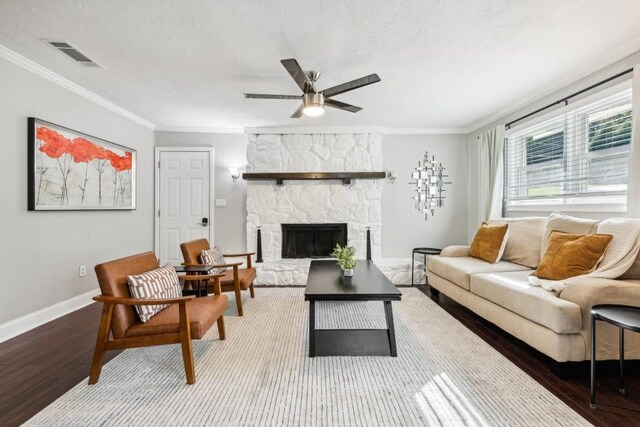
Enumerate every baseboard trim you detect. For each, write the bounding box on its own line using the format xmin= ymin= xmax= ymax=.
xmin=0 ymin=289 xmax=100 ymax=343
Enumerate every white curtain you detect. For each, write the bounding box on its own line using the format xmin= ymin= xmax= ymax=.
xmin=628 ymin=65 xmax=640 ymax=217
xmin=478 ymin=125 xmax=505 ymax=222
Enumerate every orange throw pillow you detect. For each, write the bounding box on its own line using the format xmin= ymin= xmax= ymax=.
xmin=469 ymin=222 xmax=509 ymax=264
xmin=532 ymin=231 xmax=613 ymax=280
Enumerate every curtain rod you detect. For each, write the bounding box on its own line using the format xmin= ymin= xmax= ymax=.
xmin=504 ymin=67 xmax=634 ymax=130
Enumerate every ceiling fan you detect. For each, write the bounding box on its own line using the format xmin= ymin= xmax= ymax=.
xmin=244 ymin=58 xmax=381 ymax=118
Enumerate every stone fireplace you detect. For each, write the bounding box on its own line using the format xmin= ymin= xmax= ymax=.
xmin=245 ymin=133 xmax=383 ymax=285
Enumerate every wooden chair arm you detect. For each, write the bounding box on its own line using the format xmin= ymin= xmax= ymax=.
xmin=208 ymin=262 xmax=242 ymax=269
xmin=181 ymin=262 xmax=242 ymax=269
xmin=93 ymin=295 xmax=195 ymax=306
xmin=178 ymin=274 xmax=225 ymax=281
xmin=222 ymin=252 xmax=254 ymax=268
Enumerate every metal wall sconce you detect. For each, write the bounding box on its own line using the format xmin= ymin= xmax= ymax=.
xmin=230 ymin=167 xmax=240 ymax=183
xmin=387 ymin=171 xmax=396 ymax=184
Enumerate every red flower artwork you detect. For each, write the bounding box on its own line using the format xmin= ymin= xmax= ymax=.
xmin=38 ymin=128 xmax=71 ymax=158
xmin=69 ymin=138 xmax=96 ymax=163
xmin=35 ymin=125 xmax=134 ymax=207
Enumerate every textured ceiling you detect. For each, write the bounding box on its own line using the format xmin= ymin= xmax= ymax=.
xmin=0 ymin=0 xmax=639 ymax=131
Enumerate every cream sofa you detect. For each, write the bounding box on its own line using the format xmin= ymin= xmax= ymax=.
xmin=427 ymin=214 xmax=640 ymax=364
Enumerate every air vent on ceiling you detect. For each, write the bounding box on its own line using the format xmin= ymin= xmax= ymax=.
xmin=41 ymin=39 xmax=103 ymax=68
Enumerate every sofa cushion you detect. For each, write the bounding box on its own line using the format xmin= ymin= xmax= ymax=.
xmin=488 ymin=217 xmax=547 ymax=268
xmin=126 ymin=294 xmax=229 ymax=339
xmin=469 ymin=223 xmax=509 ymax=264
xmin=541 ymin=212 xmax=600 ymax=258
xmin=470 ymin=271 xmax=582 ymax=334
xmin=428 ymin=256 xmax=530 ymax=291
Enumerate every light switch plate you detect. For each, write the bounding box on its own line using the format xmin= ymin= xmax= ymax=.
xmin=215 ymin=199 xmax=227 ymax=207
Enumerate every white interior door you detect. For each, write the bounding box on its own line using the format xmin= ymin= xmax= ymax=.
xmin=157 ymin=150 xmax=212 ymax=265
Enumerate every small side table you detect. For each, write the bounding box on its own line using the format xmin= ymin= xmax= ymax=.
xmin=173 ymin=264 xmax=217 ymax=297
xmin=411 ymin=248 xmax=442 ymax=286
xmin=590 ymin=304 xmax=640 ymax=409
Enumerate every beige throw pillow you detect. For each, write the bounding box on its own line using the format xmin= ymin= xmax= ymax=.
xmin=540 ymin=212 xmax=600 ymax=258
xmin=488 ymin=217 xmax=547 ymax=268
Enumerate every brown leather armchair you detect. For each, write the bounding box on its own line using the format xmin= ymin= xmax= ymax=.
xmin=90 ymin=252 xmax=228 ymax=385
xmin=180 ymin=239 xmax=256 ymax=316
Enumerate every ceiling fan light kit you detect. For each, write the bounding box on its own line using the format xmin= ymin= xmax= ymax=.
xmin=302 ymin=93 xmax=325 ymax=117
xmin=244 ymin=58 xmax=380 ymax=118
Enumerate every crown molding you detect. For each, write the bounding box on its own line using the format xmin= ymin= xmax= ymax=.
xmin=0 ymin=44 xmax=156 ymax=130
xmin=155 ymin=125 xmax=244 ymax=134
xmin=383 ymin=127 xmax=466 ymax=135
xmin=245 ymin=126 xmax=385 ymax=134
xmin=465 ymin=37 xmax=640 ymax=134
xmin=244 ymin=126 xmax=465 ymax=135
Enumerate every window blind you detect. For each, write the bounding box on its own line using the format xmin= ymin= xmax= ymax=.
xmin=504 ymin=89 xmax=632 ymax=208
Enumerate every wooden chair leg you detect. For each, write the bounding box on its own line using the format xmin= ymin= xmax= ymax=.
xmin=235 ymin=285 xmax=243 ymax=316
xmin=217 ymin=316 xmax=226 ymax=340
xmin=89 ymin=303 xmax=114 ymax=385
xmin=250 ymin=283 xmax=255 ymax=298
xmin=179 ymin=303 xmax=196 ymax=384
xmin=233 ymin=266 xmax=244 ymax=316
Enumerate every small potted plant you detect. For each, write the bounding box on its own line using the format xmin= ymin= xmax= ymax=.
xmin=331 ymin=244 xmax=357 ymax=277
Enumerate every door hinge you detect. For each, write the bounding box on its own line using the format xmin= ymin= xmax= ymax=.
xmin=157 ymin=210 xmax=160 ymax=217
xmin=157 ymin=160 xmax=161 ymax=169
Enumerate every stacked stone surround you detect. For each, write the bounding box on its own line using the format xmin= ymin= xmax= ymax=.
xmin=245 ymin=133 xmax=420 ymax=285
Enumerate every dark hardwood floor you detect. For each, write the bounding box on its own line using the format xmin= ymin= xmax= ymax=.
xmin=0 ymin=305 xmax=122 ymax=426
xmin=0 ymin=286 xmax=638 ymax=426
xmin=415 ymin=286 xmax=640 ymax=426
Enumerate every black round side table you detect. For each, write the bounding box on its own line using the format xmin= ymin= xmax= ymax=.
xmin=411 ymin=247 xmax=442 ymax=286
xmin=590 ymin=304 xmax=640 ymax=409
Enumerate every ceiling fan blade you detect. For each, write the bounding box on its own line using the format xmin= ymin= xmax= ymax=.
xmin=244 ymin=93 xmax=301 ymax=99
xmin=281 ymin=58 xmax=315 ymax=94
xmin=290 ymin=104 xmax=304 ymax=118
xmin=325 ymin=98 xmax=362 ymax=113
xmin=321 ymin=74 xmax=381 ymax=98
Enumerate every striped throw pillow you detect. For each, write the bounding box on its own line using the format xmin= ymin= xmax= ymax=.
xmin=200 ymin=246 xmax=227 ymax=275
xmin=127 ymin=264 xmax=182 ymax=323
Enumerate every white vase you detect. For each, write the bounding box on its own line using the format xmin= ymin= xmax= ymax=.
xmin=343 ymin=268 xmax=354 ymax=277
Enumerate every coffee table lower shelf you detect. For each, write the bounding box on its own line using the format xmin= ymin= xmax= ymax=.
xmin=311 ymin=329 xmax=394 ymax=357
xmin=308 ymin=300 xmax=397 ymax=357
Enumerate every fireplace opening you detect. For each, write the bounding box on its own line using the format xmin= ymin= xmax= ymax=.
xmin=281 ymin=223 xmax=347 ymax=259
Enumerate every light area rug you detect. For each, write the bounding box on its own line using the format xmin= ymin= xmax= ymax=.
xmin=26 ymin=288 xmax=590 ymax=426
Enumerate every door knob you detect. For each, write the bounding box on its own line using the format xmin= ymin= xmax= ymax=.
xmin=199 ymin=217 xmax=209 ymax=226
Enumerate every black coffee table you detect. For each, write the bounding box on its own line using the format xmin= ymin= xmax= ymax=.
xmin=304 ymin=260 xmax=402 ymax=357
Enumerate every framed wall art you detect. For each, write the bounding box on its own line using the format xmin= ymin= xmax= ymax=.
xmin=28 ymin=118 xmax=137 ymax=211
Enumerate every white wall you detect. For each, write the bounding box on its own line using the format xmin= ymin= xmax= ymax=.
xmin=155 ymin=132 xmax=248 ymax=251
xmin=156 ymin=132 xmax=470 ymax=258
xmin=382 ymin=134 xmax=469 ymax=256
xmin=467 ymin=50 xmax=640 ymax=240
xmin=0 ymin=57 xmax=155 ymax=325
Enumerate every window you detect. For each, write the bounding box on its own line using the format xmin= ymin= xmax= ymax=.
xmin=504 ymin=89 xmax=632 ymax=210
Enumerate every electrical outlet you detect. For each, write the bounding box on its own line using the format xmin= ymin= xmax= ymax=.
xmin=79 ymin=265 xmax=87 ymax=277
